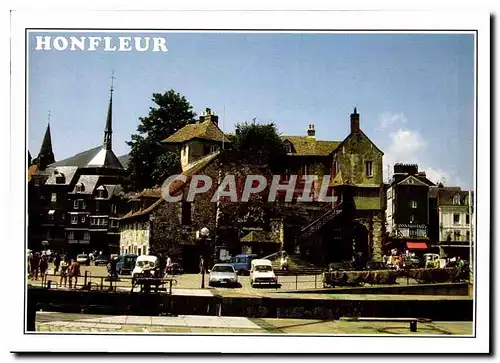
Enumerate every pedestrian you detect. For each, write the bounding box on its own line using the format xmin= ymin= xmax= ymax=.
xmin=30 ymin=252 xmax=40 ymax=280
xmin=53 ymin=253 xmax=61 ymax=274
xmin=166 ymin=255 xmax=172 ymax=274
xmin=59 ymin=258 xmax=69 ymax=287
xmin=39 ymin=255 xmax=49 ymax=284
xmin=199 ymin=256 xmax=204 ymax=274
xmin=68 ymin=259 xmax=81 ymax=289
xmin=280 ymin=253 xmax=289 ymax=271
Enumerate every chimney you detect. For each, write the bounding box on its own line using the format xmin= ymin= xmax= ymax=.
xmin=307 ymin=124 xmax=316 ymax=138
xmin=199 ymin=107 xmax=219 ymax=125
xmin=350 ymin=107 xmax=360 ymax=134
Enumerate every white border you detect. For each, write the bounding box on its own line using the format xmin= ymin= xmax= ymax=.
xmin=9 ymin=10 xmax=490 ymax=353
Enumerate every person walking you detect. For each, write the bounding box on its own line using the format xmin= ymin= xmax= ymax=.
xmin=53 ymin=253 xmax=61 ymax=274
xmin=30 ymin=252 xmax=40 ymax=280
xmin=59 ymin=258 xmax=69 ymax=287
xmin=280 ymin=253 xmax=289 ymax=272
xmin=199 ymin=256 xmax=204 ymax=274
xmin=39 ymin=256 xmax=49 ymax=284
xmin=68 ymin=259 xmax=81 ymax=289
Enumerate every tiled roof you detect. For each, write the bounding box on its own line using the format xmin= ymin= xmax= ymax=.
xmin=281 ymin=136 xmax=340 ymax=156
xmin=118 ymin=154 xmax=130 ymax=169
xmin=163 ymin=121 xmax=231 ymax=144
xmin=27 ymin=165 xmax=38 ymax=182
xmin=121 ymin=151 xmax=220 ymax=220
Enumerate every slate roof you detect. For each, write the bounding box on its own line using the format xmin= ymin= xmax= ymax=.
xmin=70 ymin=175 xmax=100 ymax=194
xmin=163 ymin=121 xmax=231 ymax=144
xmin=436 ymin=187 xmax=474 ymax=206
xmin=281 ymin=136 xmax=340 ymax=156
xmin=102 ymin=184 xmax=124 ymax=199
xmin=44 ymin=166 xmax=79 ymax=186
xmin=87 ymin=147 xmax=124 ymax=169
xmin=118 ymin=154 xmax=130 ymax=169
xmin=49 ymin=146 xmax=123 ymax=170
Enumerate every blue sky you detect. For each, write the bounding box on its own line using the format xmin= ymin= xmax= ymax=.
xmin=28 ymin=32 xmax=475 ymax=189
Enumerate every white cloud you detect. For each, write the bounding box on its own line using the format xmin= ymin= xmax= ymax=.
xmin=423 ymin=167 xmax=450 ymax=185
xmin=378 ymin=112 xmax=408 ymax=130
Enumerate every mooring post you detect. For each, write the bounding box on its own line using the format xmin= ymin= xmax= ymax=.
xmin=84 ymin=270 xmax=88 ymax=286
xmin=410 ymin=320 xmax=417 ymax=332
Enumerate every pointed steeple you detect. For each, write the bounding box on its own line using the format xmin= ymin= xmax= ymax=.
xmin=37 ymin=117 xmax=55 ymax=170
xmin=103 ymin=72 xmax=115 ymax=151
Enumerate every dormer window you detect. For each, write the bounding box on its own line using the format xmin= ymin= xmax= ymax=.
xmin=453 ymin=194 xmax=461 ymax=205
xmin=284 ymin=141 xmax=293 ymax=154
xmin=75 ymin=183 xmax=85 ymax=193
xmin=54 ymin=170 xmax=66 ymax=184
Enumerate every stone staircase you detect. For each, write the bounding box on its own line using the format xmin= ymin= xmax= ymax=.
xmin=265 ymin=253 xmax=324 ymax=276
xmin=297 ymin=202 xmax=343 ymax=241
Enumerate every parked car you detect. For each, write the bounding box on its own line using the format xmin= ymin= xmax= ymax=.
xmin=76 ymin=254 xmax=90 ymax=266
xmin=115 ymin=254 xmax=138 ymax=275
xmin=165 ymin=262 xmax=183 ymax=275
xmin=132 ymin=255 xmax=161 ymax=283
xmin=208 ymin=264 xmax=238 ymax=287
xmin=249 ymin=259 xmax=278 ymax=287
xmin=229 ymin=254 xmax=258 ymax=275
xmin=94 ymin=255 xmax=109 ymax=266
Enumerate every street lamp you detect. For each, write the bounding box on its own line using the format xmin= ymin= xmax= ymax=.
xmin=198 ymin=227 xmax=210 ymax=289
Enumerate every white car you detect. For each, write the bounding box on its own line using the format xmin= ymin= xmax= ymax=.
xmin=132 ymin=255 xmax=160 ymax=282
xmin=76 ymin=254 xmax=89 ymax=266
xmin=250 ymin=259 xmax=278 ymax=287
xmin=209 ymin=264 xmax=238 ymax=287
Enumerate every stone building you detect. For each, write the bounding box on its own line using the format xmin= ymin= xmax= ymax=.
xmin=385 ymin=163 xmax=436 ymax=254
xmin=27 ymin=87 xmax=129 ymax=256
xmin=292 ymin=108 xmax=386 ymax=264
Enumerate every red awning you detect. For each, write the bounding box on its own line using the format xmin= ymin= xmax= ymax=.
xmin=406 ymin=242 xmax=428 ymax=250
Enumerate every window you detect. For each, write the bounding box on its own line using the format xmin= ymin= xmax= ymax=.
xmin=73 ymin=200 xmax=79 ymax=209
xmin=111 ymin=204 xmax=117 ymax=214
xmin=67 ymin=231 xmax=75 ymax=240
xmin=73 ymin=199 xmax=86 ymax=210
xmin=110 ymin=219 xmax=119 ymax=228
xmin=71 ymin=215 xmax=78 ymax=224
xmin=285 ymin=142 xmax=293 ymax=154
xmin=410 ymin=200 xmax=417 ymax=209
xmin=453 ymin=194 xmax=461 ymax=205
xmin=454 ymin=230 xmax=461 ymax=241
xmin=48 ymin=210 xmax=55 ymax=220
xmin=81 ymin=215 xmax=86 ymax=223
xmin=410 ymin=214 xmax=415 ymax=223
xmin=453 ymin=213 xmax=460 ymax=224
xmin=51 ymin=193 xmax=57 ymax=202
xmin=95 ymin=201 xmax=100 ymax=212
xmin=365 ymin=161 xmax=373 ymax=177
xmin=466 ymin=214 xmax=470 ymax=224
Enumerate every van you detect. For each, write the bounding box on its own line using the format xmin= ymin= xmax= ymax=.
xmin=249 ymin=259 xmax=278 ymax=287
xmin=229 ymin=254 xmax=258 ymax=275
xmin=115 ymin=254 xmax=138 ymax=275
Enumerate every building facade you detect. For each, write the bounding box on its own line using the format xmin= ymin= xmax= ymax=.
xmin=385 ymin=164 xmax=435 ymax=253
xmin=28 ymin=88 xmax=129 ymax=256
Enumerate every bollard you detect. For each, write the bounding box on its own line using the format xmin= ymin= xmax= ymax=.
xmin=84 ymin=271 xmax=88 ymax=286
xmin=410 ymin=320 xmax=417 ymax=332
xmin=295 ymin=275 xmax=298 ymax=290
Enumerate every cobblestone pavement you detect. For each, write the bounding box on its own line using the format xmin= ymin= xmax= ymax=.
xmin=35 ymin=311 xmax=473 ymax=335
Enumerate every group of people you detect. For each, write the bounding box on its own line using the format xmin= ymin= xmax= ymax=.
xmin=27 ymin=250 xmax=81 ymax=288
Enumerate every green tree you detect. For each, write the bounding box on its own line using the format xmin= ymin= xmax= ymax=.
xmin=126 ymin=90 xmax=196 ymax=190
xmin=231 ymin=122 xmax=287 ymax=171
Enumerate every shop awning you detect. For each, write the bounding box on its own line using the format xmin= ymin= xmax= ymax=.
xmin=406 ymin=242 xmax=428 ymax=250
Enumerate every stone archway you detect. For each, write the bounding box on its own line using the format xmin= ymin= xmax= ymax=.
xmin=352 ymin=221 xmax=369 ymax=258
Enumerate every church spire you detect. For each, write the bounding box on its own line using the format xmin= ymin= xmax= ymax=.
xmin=103 ymin=72 xmax=115 ymax=150
xmin=37 ymin=112 xmax=55 ymax=170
